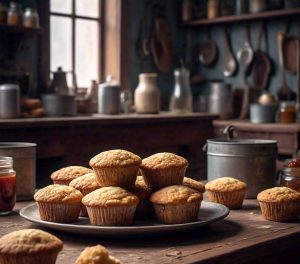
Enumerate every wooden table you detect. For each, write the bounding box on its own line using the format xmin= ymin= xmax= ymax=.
xmin=1 ymin=200 xmax=300 ymax=264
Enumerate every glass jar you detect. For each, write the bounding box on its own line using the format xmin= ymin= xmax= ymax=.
xmin=279 ymin=101 xmax=296 ymax=123
xmin=279 ymin=167 xmax=300 ymax=192
xmin=0 ymin=156 xmax=16 ymax=215
xmin=0 ymin=3 xmax=8 ymax=24
xmin=207 ymin=0 xmax=219 ymax=19
xmin=7 ymin=2 xmax=22 ymax=26
xmin=23 ymin=7 xmax=39 ymax=28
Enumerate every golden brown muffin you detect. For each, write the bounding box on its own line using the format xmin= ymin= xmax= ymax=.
xmin=89 ymin=149 xmax=142 ymax=188
xmin=205 ymin=177 xmax=247 ymax=209
xmin=69 ymin=173 xmax=101 ymax=217
xmin=75 ymin=245 xmax=120 ymax=264
xmin=150 ymin=185 xmax=202 ymax=224
xmin=34 ymin=184 xmax=83 ymax=223
xmin=129 ymin=176 xmax=153 ymax=219
xmin=257 ymin=187 xmax=300 ymax=222
xmin=82 ymin=187 xmax=139 ymax=226
xmin=183 ymin=177 xmax=205 ymax=193
xmin=140 ymin=152 xmax=188 ymax=190
xmin=50 ymin=166 xmax=93 ymax=185
xmin=0 ymin=229 xmax=63 ymax=264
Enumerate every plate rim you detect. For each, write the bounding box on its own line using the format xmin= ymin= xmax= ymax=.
xmin=20 ymin=201 xmax=229 ymax=234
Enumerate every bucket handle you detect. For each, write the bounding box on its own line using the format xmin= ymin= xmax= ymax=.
xmin=223 ymin=125 xmax=235 ymax=140
xmin=202 ymin=143 xmax=207 ymax=152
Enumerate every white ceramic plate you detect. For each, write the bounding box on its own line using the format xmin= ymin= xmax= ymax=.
xmin=20 ymin=201 xmax=229 ymax=236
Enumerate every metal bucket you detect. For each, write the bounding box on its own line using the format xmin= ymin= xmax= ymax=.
xmin=204 ymin=138 xmax=277 ymax=198
xmin=0 ymin=142 xmax=36 ymax=201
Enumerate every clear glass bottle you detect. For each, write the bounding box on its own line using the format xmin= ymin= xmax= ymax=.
xmin=23 ymin=7 xmax=39 ymax=28
xmin=7 ymin=2 xmax=22 ymax=26
xmin=0 ymin=156 xmax=16 ymax=215
xmin=169 ymin=67 xmax=193 ymax=113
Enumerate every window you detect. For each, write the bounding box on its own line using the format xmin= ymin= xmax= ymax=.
xmin=50 ymin=0 xmax=101 ymax=89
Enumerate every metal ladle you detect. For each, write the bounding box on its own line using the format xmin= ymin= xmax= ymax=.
xmin=223 ymin=27 xmax=237 ymax=77
xmin=237 ymin=25 xmax=254 ymax=119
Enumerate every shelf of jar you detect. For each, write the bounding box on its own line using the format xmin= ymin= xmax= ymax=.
xmin=184 ymin=7 xmax=300 ymax=26
xmin=0 ymin=23 xmax=43 ymax=35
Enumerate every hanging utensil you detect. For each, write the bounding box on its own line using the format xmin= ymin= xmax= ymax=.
xmin=252 ymin=22 xmax=272 ymax=90
xmin=283 ymin=21 xmax=298 ymax=75
xmin=199 ymin=29 xmax=218 ymax=67
xmin=277 ymin=32 xmax=297 ymax=101
xmin=238 ymin=25 xmax=254 ymax=119
xmin=223 ymin=27 xmax=237 ymax=77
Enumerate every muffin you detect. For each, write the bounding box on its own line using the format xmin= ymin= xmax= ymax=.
xmin=69 ymin=173 xmax=101 ymax=217
xmin=0 ymin=229 xmax=63 ymax=264
xmin=76 ymin=245 xmax=120 ymax=264
xmin=150 ymin=185 xmax=202 ymax=224
xmin=51 ymin=166 xmax=93 ymax=185
xmin=34 ymin=184 xmax=83 ymax=223
xmin=257 ymin=187 xmax=300 ymax=222
xmin=89 ymin=149 xmax=142 ymax=188
xmin=205 ymin=177 xmax=247 ymax=209
xmin=140 ymin=152 xmax=188 ymax=190
xmin=129 ymin=176 xmax=153 ymax=219
xmin=82 ymin=187 xmax=139 ymax=226
xmin=183 ymin=177 xmax=205 ymax=193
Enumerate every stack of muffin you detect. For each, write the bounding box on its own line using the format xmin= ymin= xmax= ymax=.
xmin=34 ymin=150 xmax=206 ymax=225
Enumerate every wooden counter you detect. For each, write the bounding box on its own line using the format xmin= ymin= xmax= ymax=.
xmin=2 ymin=200 xmax=300 ymax=264
xmin=0 ymin=113 xmax=217 ymax=186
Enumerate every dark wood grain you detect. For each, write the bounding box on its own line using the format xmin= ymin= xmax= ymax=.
xmin=2 ymin=200 xmax=300 ymax=264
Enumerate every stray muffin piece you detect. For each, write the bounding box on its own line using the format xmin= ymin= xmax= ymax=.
xmin=150 ymin=185 xmax=202 ymax=224
xmin=89 ymin=149 xmax=142 ymax=188
xmin=51 ymin=166 xmax=93 ymax=185
xmin=69 ymin=173 xmax=101 ymax=217
xmin=76 ymin=244 xmax=120 ymax=264
xmin=140 ymin=152 xmax=188 ymax=190
xmin=0 ymin=229 xmax=63 ymax=264
xmin=34 ymin=184 xmax=83 ymax=223
xmin=129 ymin=176 xmax=153 ymax=219
xmin=82 ymin=187 xmax=139 ymax=226
xmin=183 ymin=177 xmax=205 ymax=193
xmin=205 ymin=177 xmax=247 ymax=209
xmin=257 ymin=187 xmax=300 ymax=222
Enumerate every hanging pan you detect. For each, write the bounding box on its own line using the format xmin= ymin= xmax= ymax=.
xmin=199 ymin=29 xmax=218 ymax=67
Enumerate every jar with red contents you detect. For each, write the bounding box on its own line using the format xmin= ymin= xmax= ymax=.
xmin=0 ymin=156 xmax=16 ymax=215
xmin=279 ymin=159 xmax=300 ymax=192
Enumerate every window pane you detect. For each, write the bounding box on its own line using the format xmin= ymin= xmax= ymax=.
xmin=75 ymin=19 xmax=99 ymax=88
xmin=50 ymin=16 xmax=72 ymax=73
xmin=50 ymin=0 xmax=72 ymax=14
xmin=76 ymin=0 xmax=99 ymax=18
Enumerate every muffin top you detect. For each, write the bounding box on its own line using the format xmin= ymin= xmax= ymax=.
xmin=34 ymin=184 xmax=83 ymax=204
xmin=257 ymin=187 xmax=300 ymax=203
xmin=75 ymin=245 xmax=120 ymax=264
xmin=183 ymin=177 xmax=205 ymax=193
xmin=205 ymin=177 xmax=247 ymax=192
xmin=0 ymin=229 xmax=63 ymax=255
xmin=129 ymin=176 xmax=152 ymax=199
xmin=150 ymin=185 xmax=202 ymax=205
xmin=89 ymin=149 xmax=142 ymax=168
xmin=82 ymin=187 xmax=139 ymax=207
xmin=69 ymin=173 xmax=100 ymax=193
xmin=140 ymin=152 xmax=188 ymax=170
xmin=50 ymin=166 xmax=93 ymax=183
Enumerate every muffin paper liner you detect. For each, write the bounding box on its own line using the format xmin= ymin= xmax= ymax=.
xmin=153 ymin=200 xmax=201 ymax=224
xmin=206 ymin=190 xmax=246 ymax=209
xmin=259 ymin=201 xmax=300 ymax=222
xmin=0 ymin=250 xmax=60 ymax=264
xmin=140 ymin=167 xmax=186 ymax=190
xmin=92 ymin=166 xmax=139 ymax=189
xmin=86 ymin=205 xmax=137 ymax=226
xmin=36 ymin=202 xmax=81 ymax=223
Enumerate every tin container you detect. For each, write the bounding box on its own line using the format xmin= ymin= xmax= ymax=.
xmin=98 ymin=80 xmax=120 ymax=115
xmin=0 ymin=143 xmax=36 ymax=201
xmin=0 ymin=84 xmax=20 ymax=119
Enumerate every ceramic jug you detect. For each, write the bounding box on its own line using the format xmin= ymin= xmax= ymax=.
xmin=134 ymin=73 xmax=160 ymax=114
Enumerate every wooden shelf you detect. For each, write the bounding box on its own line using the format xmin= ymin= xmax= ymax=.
xmin=0 ymin=24 xmax=43 ymax=35
xmin=184 ymin=8 xmax=300 ymax=26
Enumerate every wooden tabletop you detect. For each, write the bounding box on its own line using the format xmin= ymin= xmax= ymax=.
xmin=1 ymin=200 xmax=300 ymax=264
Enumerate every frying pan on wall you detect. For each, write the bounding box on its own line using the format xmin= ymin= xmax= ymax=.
xmin=199 ymin=30 xmax=218 ymax=67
